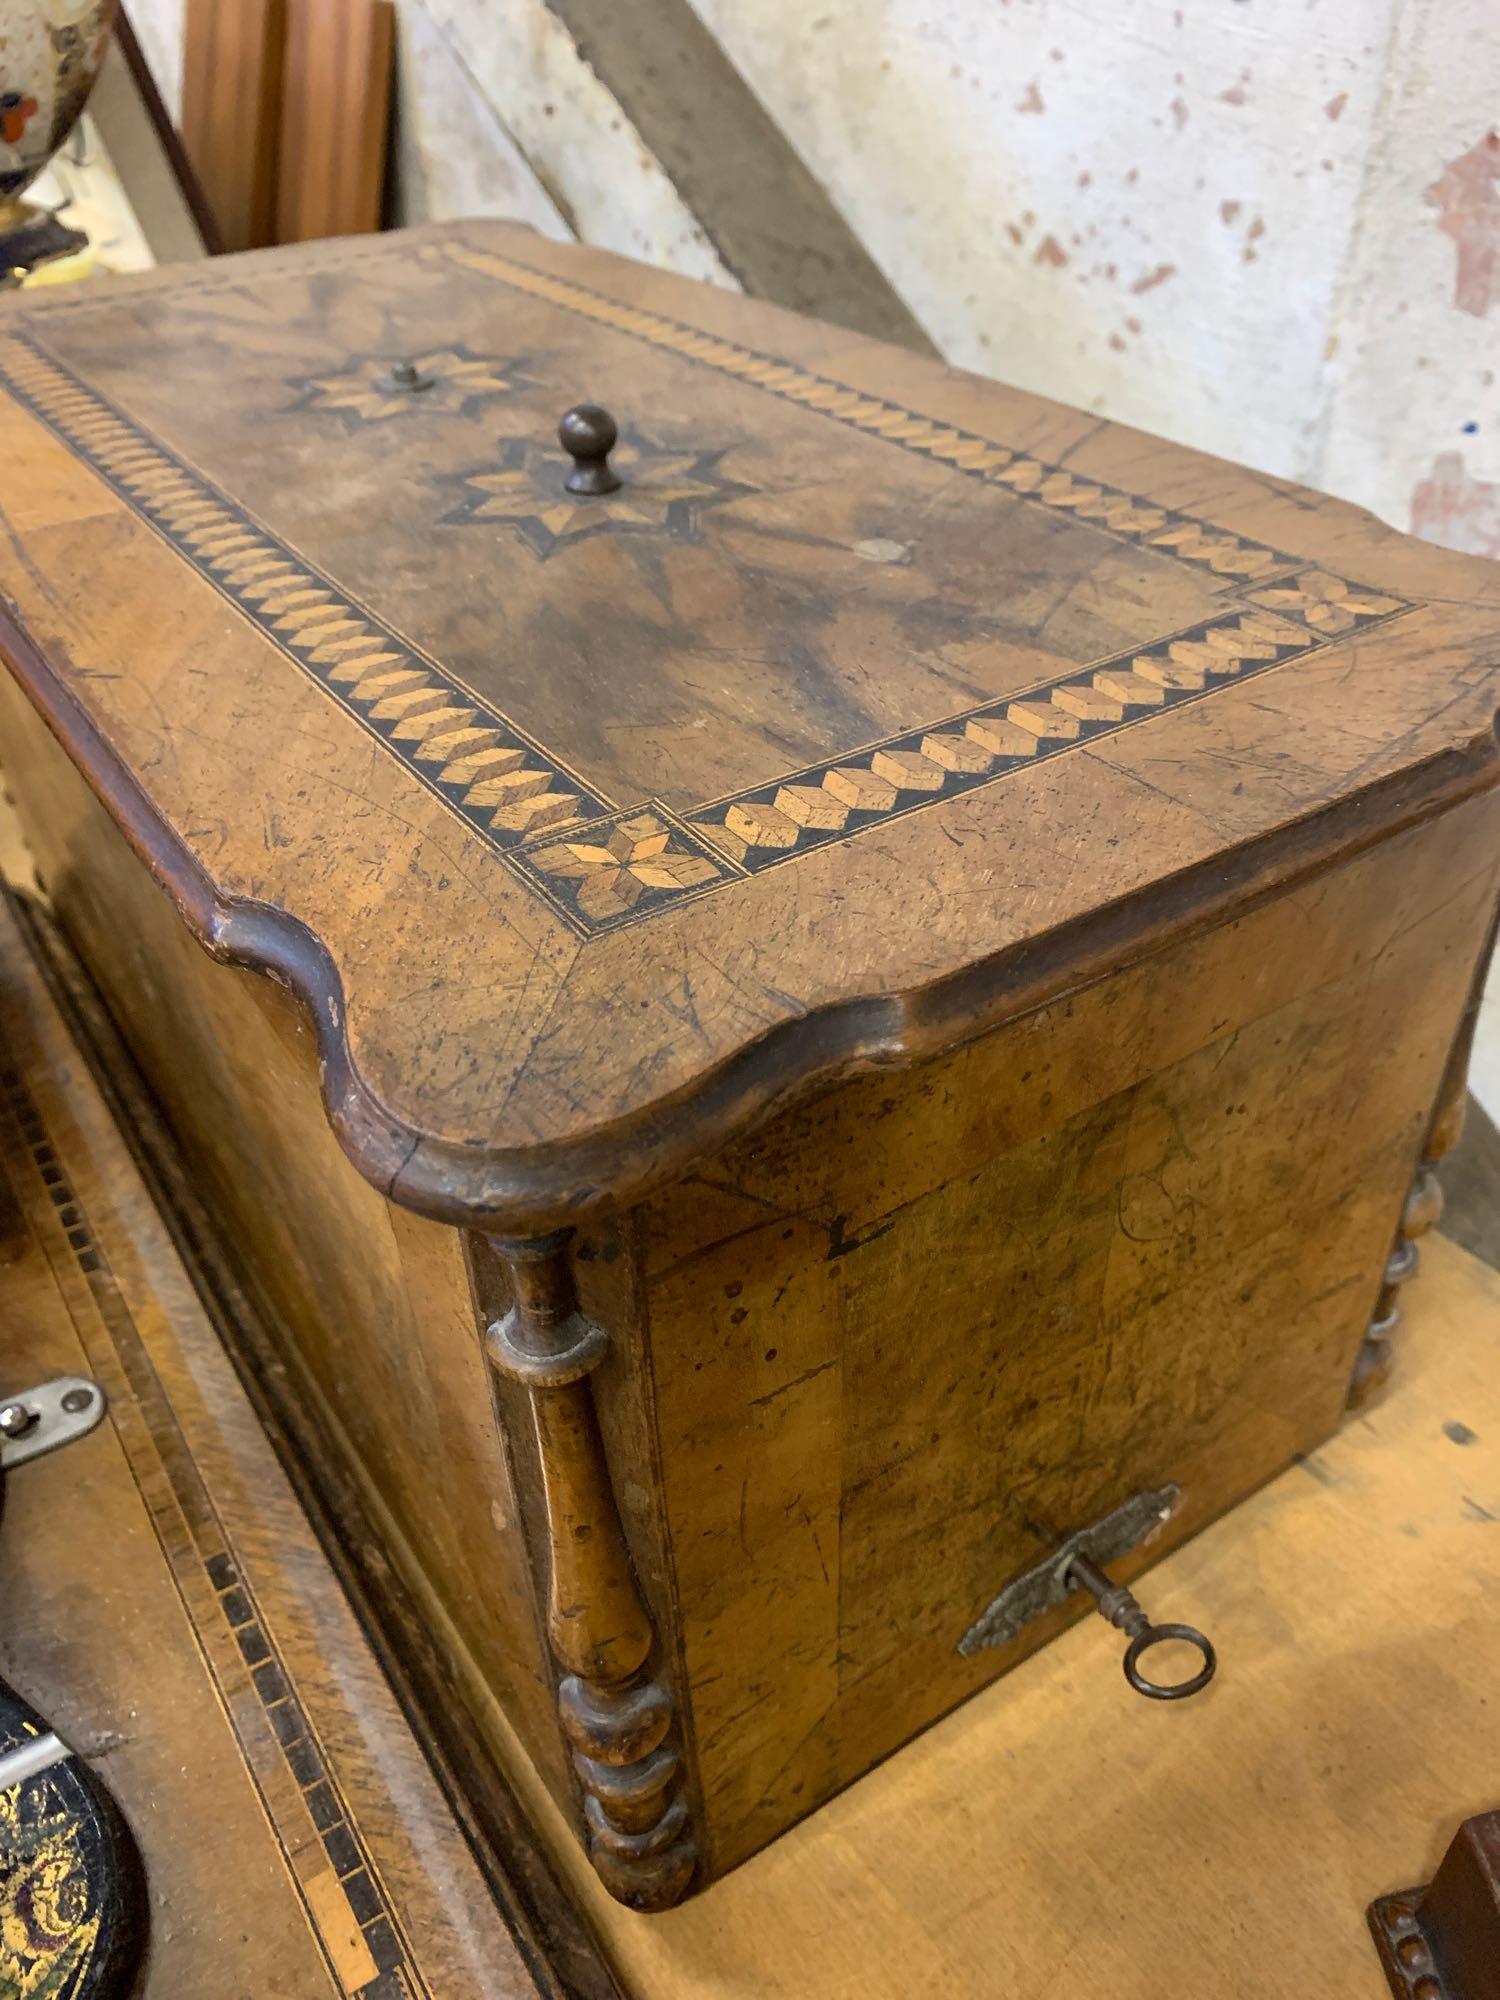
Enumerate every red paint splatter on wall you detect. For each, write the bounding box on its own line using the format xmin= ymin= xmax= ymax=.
xmin=1324 ymin=92 xmax=1348 ymax=121
xmin=0 ymin=94 xmax=38 ymax=145
xmin=1425 ymin=131 xmax=1500 ymax=317
xmin=1017 ymin=81 xmax=1045 ymax=114
xmin=1410 ymin=452 xmax=1500 ymax=558
xmin=1034 ymin=234 xmax=1069 ymax=267
xmin=1130 ymin=262 xmax=1176 ymax=294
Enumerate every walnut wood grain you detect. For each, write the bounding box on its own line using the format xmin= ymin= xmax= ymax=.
xmin=2 ymin=224 xmax=1499 ymax=1903
xmin=0 ymin=222 xmax=1496 ymax=1231
xmin=180 ymin=0 xmax=285 ymax=251
xmin=0 ymin=889 xmax=564 ymax=1997
xmin=483 ymin=1232 xmax=698 ymax=1911
xmin=274 ymin=0 xmax=393 ymax=243
xmin=1348 ymin=900 xmax=1500 ymax=1409
xmin=540 ymin=1233 xmax=1500 ymax=1993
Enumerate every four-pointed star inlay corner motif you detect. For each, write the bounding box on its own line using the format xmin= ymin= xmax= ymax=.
xmin=294 ymin=347 xmax=537 ymax=428
xmin=440 ymin=430 xmax=755 ymax=558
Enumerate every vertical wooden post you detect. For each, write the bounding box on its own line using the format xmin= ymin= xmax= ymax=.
xmin=180 ymin=0 xmax=286 ymax=252
xmin=483 ymin=1231 xmax=697 ymax=1911
xmin=1348 ymin=906 xmax=1498 ymax=1410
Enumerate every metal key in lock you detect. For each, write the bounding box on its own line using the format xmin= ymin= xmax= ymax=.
xmin=1063 ymin=1550 xmax=1217 ymax=1701
xmin=958 ymin=1482 xmax=1218 ymax=1701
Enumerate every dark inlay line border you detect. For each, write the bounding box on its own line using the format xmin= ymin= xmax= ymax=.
xmin=0 ymin=1065 xmax=426 ymax=2000
xmin=0 ymin=334 xmax=616 ymax=847
xmin=511 ymin=582 xmax=1415 ymax=928
xmin=0 ymin=320 xmax=1418 ymax=939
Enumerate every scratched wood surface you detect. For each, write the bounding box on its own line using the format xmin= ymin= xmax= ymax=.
xmin=0 ymin=697 xmax=573 ymax=1815
xmin=0 ymin=222 xmax=1497 ymax=1227
xmin=10 ymin=854 xmax=1499 ymax=1997
xmin=0 ymin=893 xmax=568 ymax=1999
xmin=531 ymin=1227 xmax=1500 ymax=1999
xmin=6 ymin=807 xmax=1500 ymax=1996
xmin=615 ymin=791 xmax=1500 ymax=1874
xmin=8 ymin=655 xmax=1494 ymax=1887
xmin=2 ymin=227 xmax=1499 ymax=1908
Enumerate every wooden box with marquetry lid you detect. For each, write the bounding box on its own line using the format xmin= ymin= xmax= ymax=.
xmin=0 ymin=221 xmax=1496 ymax=1911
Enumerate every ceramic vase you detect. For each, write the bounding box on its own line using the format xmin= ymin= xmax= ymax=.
xmin=0 ymin=0 xmax=118 ymax=211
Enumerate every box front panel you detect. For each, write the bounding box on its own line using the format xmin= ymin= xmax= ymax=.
xmin=637 ymin=793 xmax=1500 ymax=1873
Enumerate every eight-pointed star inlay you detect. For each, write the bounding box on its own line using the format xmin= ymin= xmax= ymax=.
xmin=294 ymin=346 xmax=536 ymax=427
xmin=440 ymin=429 xmax=755 ymax=558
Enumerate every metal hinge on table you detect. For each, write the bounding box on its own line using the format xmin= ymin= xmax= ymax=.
xmin=0 ymin=1375 xmax=106 ymax=1472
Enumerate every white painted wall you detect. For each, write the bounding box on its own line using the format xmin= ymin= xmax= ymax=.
xmin=117 ymin=0 xmax=1500 ymax=1116
xmin=128 ymin=0 xmax=1500 ymax=540
xmin=125 ymin=0 xmax=184 ymax=124
xmin=694 ymin=0 xmax=1390 ymax=478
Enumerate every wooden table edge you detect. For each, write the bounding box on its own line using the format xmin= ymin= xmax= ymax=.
xmin=4 ymin=590 xmax=1498 ymax=1232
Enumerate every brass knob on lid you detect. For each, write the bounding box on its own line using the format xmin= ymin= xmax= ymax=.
xmin=559 ymin=403 xmax=622 ymax=495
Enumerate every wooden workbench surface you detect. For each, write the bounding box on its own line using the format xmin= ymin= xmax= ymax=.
xmin=0 ymin=895 xmax=558 ymax=2000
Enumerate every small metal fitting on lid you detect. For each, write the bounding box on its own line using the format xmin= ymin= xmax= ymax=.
xmin=379 ymin=358 xmax=434 ymax=395
xmin=559 ymin=404 xmax=622 ymax=496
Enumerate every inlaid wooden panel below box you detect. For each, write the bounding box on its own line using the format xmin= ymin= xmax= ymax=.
xmin=0 ymin=222 xmax=1496 ymax=1906
xmin=0 ymin=888 xmax=585 ymax=1998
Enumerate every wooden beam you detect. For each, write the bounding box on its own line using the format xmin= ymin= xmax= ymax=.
xmin=180 ymin=0 xmax=285 ymax=251
xmin=275 ymin=0 xmax=394 ymax=243
xmin=542 ymin=0 xmax=937 ymax=353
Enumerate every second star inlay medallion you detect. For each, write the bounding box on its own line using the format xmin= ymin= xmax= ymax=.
xmin=294 ymin=346 xmax=538 ymax=427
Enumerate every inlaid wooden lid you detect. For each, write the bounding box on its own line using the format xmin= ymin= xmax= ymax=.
xmin=1 ymin=221 xmax=1497 ymax=1227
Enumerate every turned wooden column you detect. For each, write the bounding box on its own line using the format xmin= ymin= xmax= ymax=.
xmin=1348 ymin=908 xmax=1497 ymax=1411
xmin=483 ymin=1231 xmax=697 ymax=1911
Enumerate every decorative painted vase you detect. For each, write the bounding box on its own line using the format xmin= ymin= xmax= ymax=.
xmin=0 ymin=0 xmax=118 ymax=210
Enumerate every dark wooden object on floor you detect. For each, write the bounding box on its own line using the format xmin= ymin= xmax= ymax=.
xmin=179 ymin=0 xmax=285 ymax=251
xmin=1370 ymin=1809 xmax=1500 ymax=1999
xmin=0 ymin=222 xmax=1496 ymax=1909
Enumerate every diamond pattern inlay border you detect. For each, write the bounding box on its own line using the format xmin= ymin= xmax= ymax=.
xmin=0 ymin=313 xmax=1418 ymax=940
xmin=687 ymin=581 xmax=1408 ymax=875
xmin=443 ymin=241 xmax=1303 ymax=588
xmin=0 ymin=336 xmax=614 ymax=856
